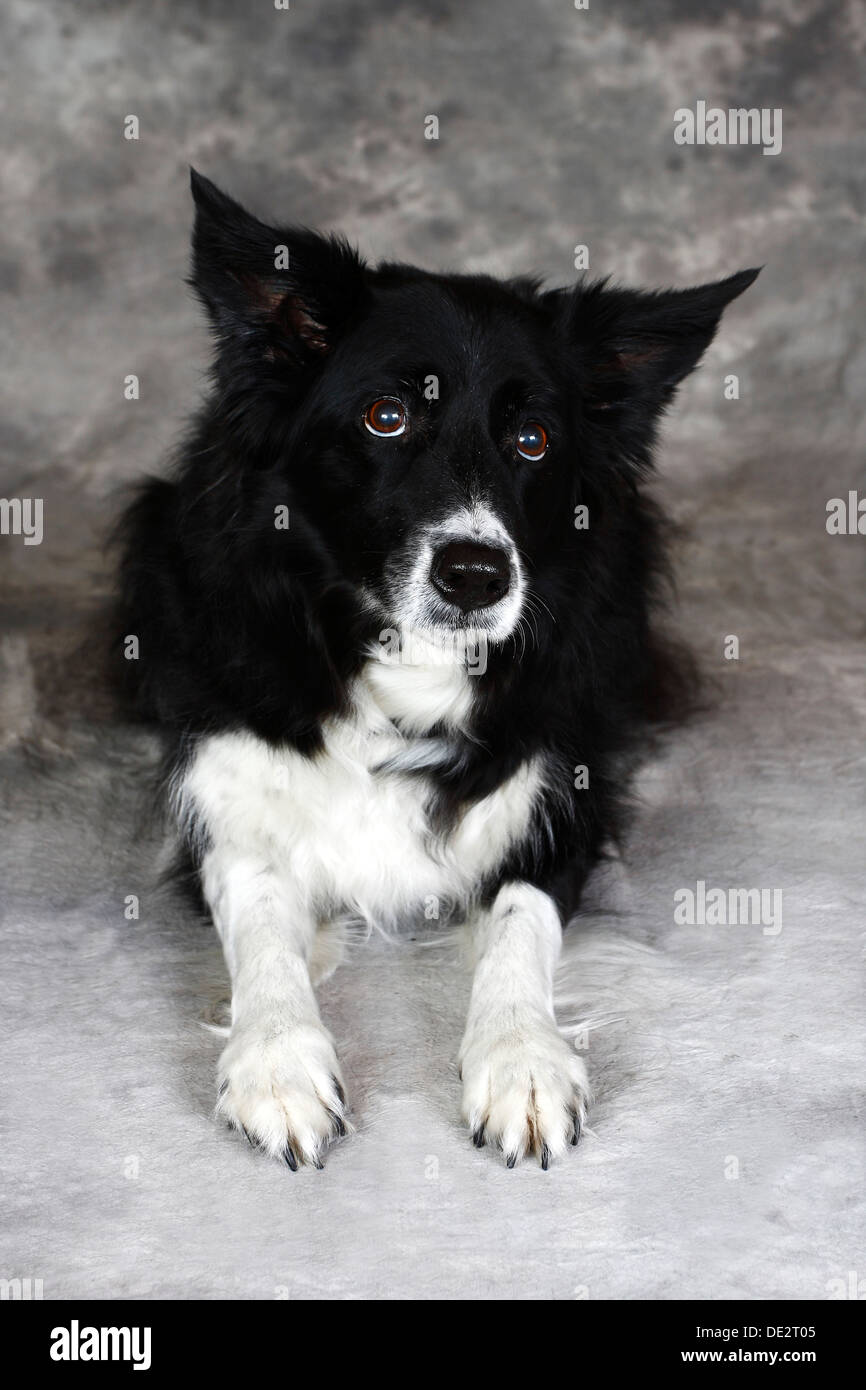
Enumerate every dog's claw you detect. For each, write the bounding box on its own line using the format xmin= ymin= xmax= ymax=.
xmin=540 ymin=1143 xmax=551 ymax=1171
xmin=283 ymin=1143 xmax=299 ymax=1172
xmin=472 ymin=1127 xmax=486 ymax=1148
xmin=571 ymin=1113 xmax=582 ymax=1146
xmin=506 ymin=1152 xmax=517 ymax=1169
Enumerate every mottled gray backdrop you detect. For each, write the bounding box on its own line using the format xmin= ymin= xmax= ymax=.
xmin=1 ymin=0 xmax=863 ymax=1300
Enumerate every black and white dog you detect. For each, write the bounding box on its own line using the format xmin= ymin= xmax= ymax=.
xmin=119 ymin=171 xmax=757 ymax=1169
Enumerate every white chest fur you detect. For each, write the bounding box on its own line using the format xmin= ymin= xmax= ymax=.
xmin=176 ymin=649 xmax=543 ymax=926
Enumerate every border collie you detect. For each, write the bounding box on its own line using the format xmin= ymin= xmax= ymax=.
xmin=119 ymin=171 xmax=757 ymax=1169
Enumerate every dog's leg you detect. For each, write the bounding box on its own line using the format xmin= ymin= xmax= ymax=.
xmin=459 ymin=881 xmax=589 ymax=1168
xmin=202 ymin=852 xmax=348 ymax=1168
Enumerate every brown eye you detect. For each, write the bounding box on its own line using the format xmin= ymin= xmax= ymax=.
xmin=364 ymin=397 xmax=407 ymax=437
xmin=516 ymin=421 xmax=549 ymax=461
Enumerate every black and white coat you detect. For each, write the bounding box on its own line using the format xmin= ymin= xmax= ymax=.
xmin=119 ymin=172 xmax=757 ymax=1168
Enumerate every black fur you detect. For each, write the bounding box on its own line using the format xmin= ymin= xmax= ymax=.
xmin=118 ymin=170 xmax=758 ymax=919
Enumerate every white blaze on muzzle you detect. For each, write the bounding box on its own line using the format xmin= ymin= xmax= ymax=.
xmin=387 ymin=503 xmax=526 ymax=644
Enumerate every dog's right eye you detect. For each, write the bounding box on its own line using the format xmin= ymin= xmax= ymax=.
xmin=364 ymin=397 xmax=408 ymax=437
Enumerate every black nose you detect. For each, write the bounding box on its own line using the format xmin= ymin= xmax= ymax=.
xmin=430 ymin=541 xmax=511 ymax=612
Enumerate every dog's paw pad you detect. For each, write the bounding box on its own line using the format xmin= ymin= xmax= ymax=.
xmin=216 ymin=1021 xmax=350 ymax=1168
xmin=460 ymin=1016 xmax=589 ymax=1168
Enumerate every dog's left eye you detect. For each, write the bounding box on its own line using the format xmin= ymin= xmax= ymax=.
xmin=364 ymin=397 xmax=408 ymax=437
xmin=516 ymin=421 xmax=549 ymax=461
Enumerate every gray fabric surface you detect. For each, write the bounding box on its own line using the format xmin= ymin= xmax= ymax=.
xmin=1 ymin=0 xmax=863 ymax=1300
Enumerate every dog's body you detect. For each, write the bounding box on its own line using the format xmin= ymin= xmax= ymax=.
xmin=119 ymin=171 xmax=757 ymax=1168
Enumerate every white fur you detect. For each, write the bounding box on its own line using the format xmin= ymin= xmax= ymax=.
xmin=459 ymin=883 xmax=590 ymax=1164
xmin=385 ymin=503 xmax=526 ymax=642
xmin=177 ymin=642 xmax=581 ymax=1166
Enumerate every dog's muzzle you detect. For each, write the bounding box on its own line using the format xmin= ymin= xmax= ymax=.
xmin=383 ymin=504 xmax=525 ymax=641
xmin=430 ymin=541 xmax=512 ymax=613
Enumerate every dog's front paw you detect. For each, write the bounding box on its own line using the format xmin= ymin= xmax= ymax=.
xmin=216 ymin=1019 xmax=349 ymax=1168
xmin=459 ymin=1010 xmax=589 ymax=1168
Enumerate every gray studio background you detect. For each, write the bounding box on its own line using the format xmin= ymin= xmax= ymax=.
xmin=1 ymin=0 xmax=864 ymax=1299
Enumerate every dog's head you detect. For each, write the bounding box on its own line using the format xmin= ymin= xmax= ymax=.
xmin=189 ymin=171 xmax=757 ymax=652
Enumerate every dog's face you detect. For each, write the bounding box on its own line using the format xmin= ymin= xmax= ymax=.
xmin=190 ymin=171 xmax=757 ymax=647
xmin=286 ymin=274 xmax=568 ymax=644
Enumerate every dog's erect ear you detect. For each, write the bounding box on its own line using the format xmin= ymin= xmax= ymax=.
xmin=566 ymin=268 xmax=760 ymax=417
xmin=189 ymin=169 xmax=366 ymax=358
